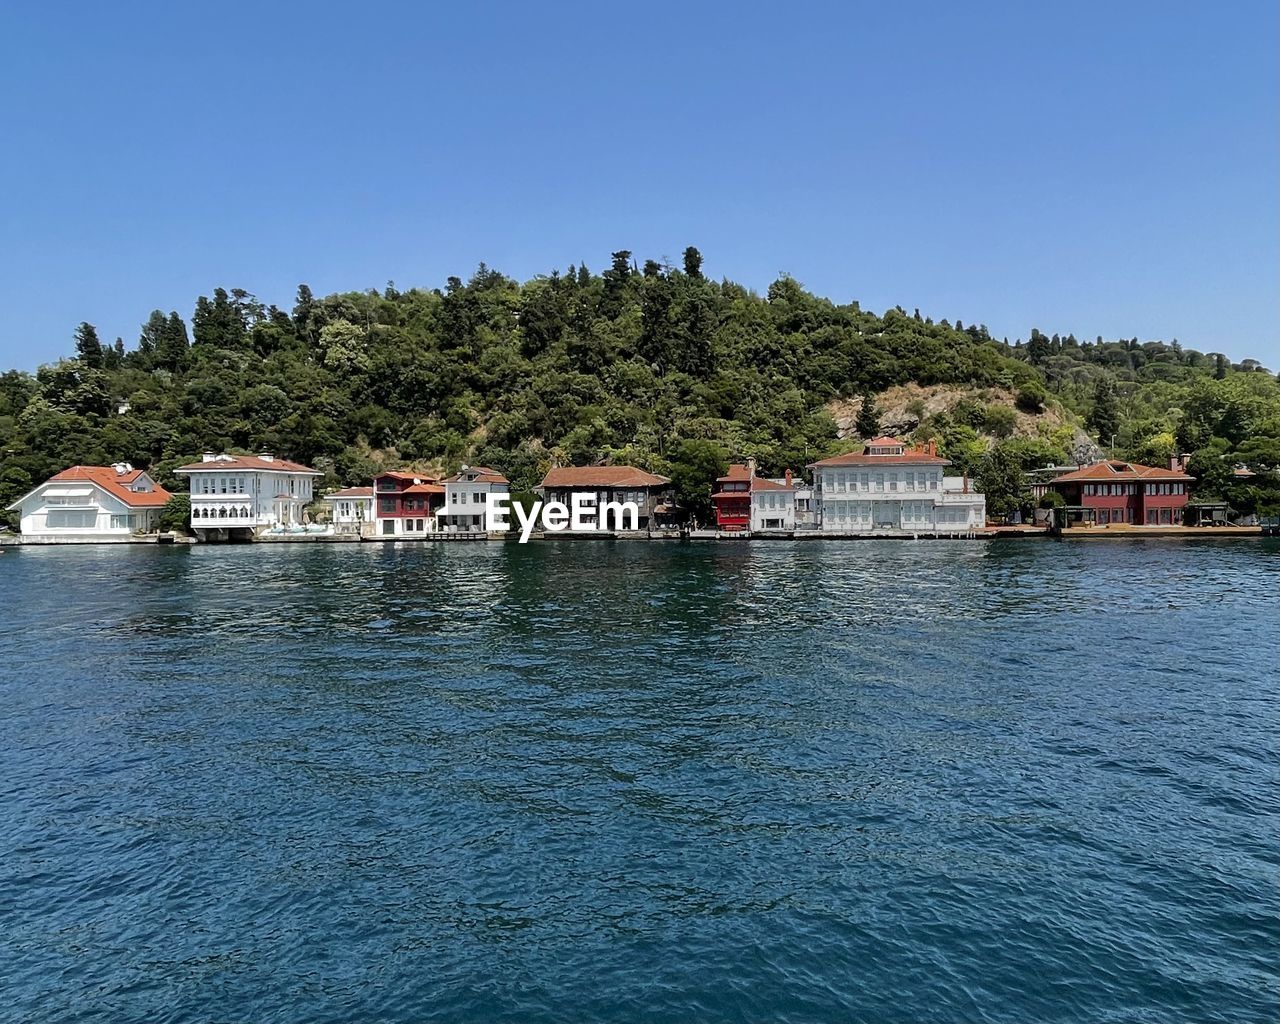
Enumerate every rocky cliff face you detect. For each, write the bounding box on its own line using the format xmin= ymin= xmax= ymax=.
xmin=826 ymin=382 xmax=1098 ymax=457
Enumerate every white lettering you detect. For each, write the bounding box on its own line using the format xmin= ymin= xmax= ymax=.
xmin=600 ymin=500 xmax=639 ymax=531
xmin=514 ymin=499 xmax=542 ymax=543
xmin=485 ymin=493 xmax=510 ymax=532
xmin=543 ymin=501 xmax=569 ymax=531
xmin=571 ymin=492 xmax=597 ymax=531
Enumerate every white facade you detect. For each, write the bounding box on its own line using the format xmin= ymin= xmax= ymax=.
xmin=323 ymin=488 xmax=374 ymax=535
xmin=439 ymin=466 xmax=510 ymax=532
xmin=7 ymin=465 xmax=168 ymax=541
xmin=810 ymin=440 xmax=986 ymax=534
xmin=752 ymin=483 xmax=798 ymax=531
xmin=175 ymin=453 xmax=322 ymax=535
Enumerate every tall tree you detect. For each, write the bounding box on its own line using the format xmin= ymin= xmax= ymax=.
xmin=74 ymin=322 xmax=104 ymax=369
xmin=855 ymin=394 xmax=881 ymax=438
xmin=1214 ymin=353 xmax=1228 ymax=379
xmin=159 ymin=312 xmax=190 ymax=370
xmin=1088 ymin=377 xmax=1121 ymax=442
xmin=601 ymin=250 xmax=633 ymax=318
xmin=1027 ymin=328 xmax=1050 ymax=366
xmin=683 ymin=246 xmax=704 ymax=279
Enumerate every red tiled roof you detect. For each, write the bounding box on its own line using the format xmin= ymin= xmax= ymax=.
xmin=808 ymin=451 xmax=949 ymax=468
xmin=1050 ymin=460 xmax=1194 ymax=484
xmin=43 ymin=466 xmax=172 ymax=508
xmin=751 ymin=476 xmax=796 ymax=491
xmin=716 ymin=463 xmax=753 ymax=484
xmin=323 ymin=486 xmax=374 ymax=499
xmin=864 ymin=436 xmax=906 ymax=447
xmin=443 ymin=465 xmax=509 ymax=485
xmin=176 ymin=454 xmax=321 ymax=474
xmin=540 ymin=466 xmax=671 ymax=488
xmin=404 ymin=483 xmax=445 ymax=495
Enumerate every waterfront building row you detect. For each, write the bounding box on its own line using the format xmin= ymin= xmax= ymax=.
xmin=2 ymin=438 xmax=1217 ymax=541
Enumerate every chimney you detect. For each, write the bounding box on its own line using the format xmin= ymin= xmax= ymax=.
xmin=785 ymin=468 xmax=793 ymax=487
xmin=202 ymin=452 xmax=217 ymax=463
xmin=746 ymin=457 xmax=757 ymax=479
xmin=259 ymin=451 xmax=274 ymax=463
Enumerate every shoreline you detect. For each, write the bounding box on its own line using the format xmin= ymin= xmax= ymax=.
xmin=1 ymin=525 xmax=1272 ymax=547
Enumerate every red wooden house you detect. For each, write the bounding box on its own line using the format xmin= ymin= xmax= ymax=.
xmin=1049 ymin=459 xmax=1193 ymax=526
xmin=373 ymin=471 xmax=446 ymax=536
xmin=711 ymin=463 xmax=753 ymax=530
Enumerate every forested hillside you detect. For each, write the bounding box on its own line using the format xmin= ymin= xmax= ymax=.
xmin=2 ymin=247 xmax=1278 ymax=525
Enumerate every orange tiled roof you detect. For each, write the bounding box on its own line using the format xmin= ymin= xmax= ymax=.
xmin=443 ymin=466 xmax=509 ymax=485
xmin=323 ymin=486 xmax=374 ymax=499
xmin=44 ymin=466 xmax=172 ymax=508
xmin=808 ymin=450 xmax=949 ymax=468
xmin=751 ymin=476 xmax=796 ymax=491
xmin=1050 ymin=460 xmax=1194 ymax=484
xmin=864 ymin=436 xmax=906 ymax=447
xmin=540 ymin=465 xmax=671 ymax=488
xmin=715 ymin=463 xmax=753 ymax=484
xmin=176 ymin=454 xmax=321 ymax=474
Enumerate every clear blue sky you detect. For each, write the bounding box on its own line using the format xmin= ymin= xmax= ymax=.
xmin=1 ymin=0 xmax=1276 ymax=371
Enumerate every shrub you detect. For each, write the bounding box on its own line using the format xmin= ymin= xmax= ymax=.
xmin=1015 ymin=382 xmax=1048 ymax=413
xmin=982 ymin=405 xmax=1017 ymax=438
xmin=158 ymin=493 xmax=191 ymax=534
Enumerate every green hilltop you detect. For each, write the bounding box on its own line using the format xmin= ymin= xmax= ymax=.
xmin=2 ymin=247 xmax=1279 ymax=525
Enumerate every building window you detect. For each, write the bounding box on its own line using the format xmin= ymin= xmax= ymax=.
xmin=380 ymin=498 xmax=396 ymax=513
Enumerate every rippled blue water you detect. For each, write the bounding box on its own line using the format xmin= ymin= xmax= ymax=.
xmin=1 ymin=540 xmax=1277 ymax=1023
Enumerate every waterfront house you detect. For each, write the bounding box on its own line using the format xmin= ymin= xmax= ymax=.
xmin=174 ymin=452 xmax=322 ymax=539
xmin=807 ymin=437 xmax=986 ymax=534
xmin=711 ymin=460 xmax=801 ymax=532
xmin=438 ymin=465 xmax=510 ymax=532
xmin=323 ymin=486 xmax=374 ymax=536
xmin=1048 ymin=459 xmax=1193 ymax=526
xmin=536 ymin=465 xmax=679 ymax=531
xmin=7 ymin=464 xmax=171 ymax=541
xmin=1027 ymin=464 xmax=1084 ymax=501
xmin=374 ymin=472 xmax=445 ymax=536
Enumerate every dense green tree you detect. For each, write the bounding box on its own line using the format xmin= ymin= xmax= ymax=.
xmin=683 ymin=246 xmax=704 ymax=279
xmin=1088 ymin=377 xmax=1121 ymax=443
xmin=855 ymin=394 xmax=881 ymax=438
xmin=158 ymin=494 xmax=191 ymax=533
xmin=977 ymin=442 xmax=1027 ymax=518
xmin=74 ymin=322 xmax=104 ymax=369
xmin=666 ymin=438 xmax=729 ymax=524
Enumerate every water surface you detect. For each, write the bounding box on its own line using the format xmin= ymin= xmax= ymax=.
xmin=1 ymin=540 xmax=1277 ymax=1023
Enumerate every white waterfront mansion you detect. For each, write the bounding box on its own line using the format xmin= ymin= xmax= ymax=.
xmin=808 ymin=437 xmax=986 ymax=535
xmin=7 ymin=464 xmax=171 ymax=541
xmin=174 ymin=452 xmax=322 ymax=537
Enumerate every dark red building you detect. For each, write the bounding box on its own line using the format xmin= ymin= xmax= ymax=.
xmin=1050 ymin=459 xmax=1193 ymax=526
xmin=373 ymin=471 xmax=445 ymax=536
xmin=711 ymin=463 xmax=753 ymax=530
